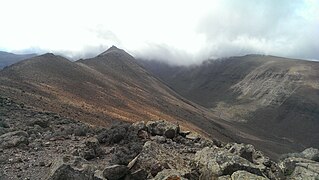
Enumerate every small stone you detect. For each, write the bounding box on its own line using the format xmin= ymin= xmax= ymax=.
xmin=150 ymin=163 xmax=164 ymax=177
xmin=138 ymin=130 xmax=149 ymax=139
xmin=151 ymin=135 xmax=166 ymax=144
xmin=39 ymin=161 xmax=45 ymax=166
xmin=46 ymin=162 xmax=52 ymax=167
xmin=179 ymin=131 xmax=191 ymax=137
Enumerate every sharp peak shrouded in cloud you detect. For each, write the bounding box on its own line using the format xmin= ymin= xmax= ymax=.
xmin=98 ymin=45 xmax=124 ymax=56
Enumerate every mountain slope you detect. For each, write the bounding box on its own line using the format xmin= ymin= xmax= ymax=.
xmin=138 ymin=55 xmax=319 ymax=152
xmin=2 ymin=48 xmax=315 ymax=158
xmin=0 ymin=46 xmax=243 ymax=145
xmin=0 ymin=51 xmax=36 ymax=69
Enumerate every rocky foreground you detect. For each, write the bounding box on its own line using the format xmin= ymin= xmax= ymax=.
xmin=0 ymin=96 xmax=318 ymax=180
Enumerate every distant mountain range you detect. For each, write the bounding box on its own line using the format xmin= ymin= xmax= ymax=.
xmin=0 ymin=51 xmax=36 ymax=69
xmin=0 ymin=47 xmax=318 ymax=159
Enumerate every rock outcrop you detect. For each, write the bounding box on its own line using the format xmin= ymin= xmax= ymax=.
xmin=0 ymin=131 xmax=29 ymax=149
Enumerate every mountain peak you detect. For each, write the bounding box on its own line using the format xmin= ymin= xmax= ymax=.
xmin=41 ymin=53 xmax=56 ymax=57
xmin=108 ymin=45 xmax=120 ymax=51
xmin=98 ymin=45 xmax=124 ymax=56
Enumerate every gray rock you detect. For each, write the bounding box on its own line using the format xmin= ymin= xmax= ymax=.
xmin=279 ymin=157 xmax=312 ymax=176
xmin=128 ymin=169 xmax=148 ymax=180
xmin=150 ymin=163 xmax=164 ymax=177
xmin=279 ymin=157 xmax=319 ymax=179
xmin=185 ymin=134 xmax=200 ymax=141
xmin=301 ymin=148 xmax=319 ymax=162
xmin=0 ymin=127 xmax=8 ymax=136
xmin=151 ymin=135 xmax=166 ymax=144
xmin=0 ymin=131 xmax=29 ymax=149
xmin=136 ymin=141 xmax=192 ymax=177
xmin=46 ymin=155 xmax=95 ymax=180
xmin=137 ymin=130 xmax=149 ymax=140
xmin=195 ymin=147 xmax=264 ymax=177
xmin=179 ymin=131 xmax=191 ymax=137
xmin=132 ymin=121 xmax=147 ymax=132
xmin=289 ymin=163 xmax=319 ymax=180
xmin=227 ymin=143 xmax=271 ymax=166
xmin=103 ymin=165 xmax=129 ymax=180
xmin=80 ymin=137 xmax=103 ymax=160
xmin=28 ymin=119 xmax=50 ymax=128
xmin=39 ymin=161 xmax=46 ymax=166
xmin=146 ymin=121 xmax=179 ymax=139
xmin=228 ymin=143 xmax=255 ymax=163
xmin=0 ymin=120 xmax=9 ymax=128
xmin=93 ymin=170 xmax=107 ymax=180
xmin=231 ymin=170 xmax=268 ymax=180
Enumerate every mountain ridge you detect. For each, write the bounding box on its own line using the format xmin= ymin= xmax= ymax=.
xmin=0 ymin=47 xmax=244 ymax=148
xmin=0 ymin=51 xmax=37 ymax=69
xmin=1 ymin=48 xmax=318 ymax=159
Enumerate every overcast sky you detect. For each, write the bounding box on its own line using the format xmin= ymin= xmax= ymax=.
xmin=0 ymin=0 xmax=318 ymax=65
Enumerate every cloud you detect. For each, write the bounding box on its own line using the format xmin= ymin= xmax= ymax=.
xmin=194 ymin=0 xmax=319 ymax=60
xmin=0 ymin=0 xmax=318 ymax=64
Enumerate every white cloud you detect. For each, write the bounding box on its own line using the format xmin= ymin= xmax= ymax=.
xmin=0 ymin=0 xmax=318 ymax=64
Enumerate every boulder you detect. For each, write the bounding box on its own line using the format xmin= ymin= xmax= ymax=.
xmin=289 ymin=162 xmax=319 ymax=179
xmin=102 ymin=165 xmax=129 ymax=180
xmin=128 ymin=169 xmax=148 ymax=180
xmin=227 ymin=143 xmax=255 ymax=163
xmin=0 ymin=131 xmax=29 ymax=149
xmin=279 ymin=157 xmax=313 ymax=176
xmin=80 ymin=137 xmax=103 ymax=160
xmin=132 ymin=121 xmax=147 ymax=132
xmin=28 ymin=119 xmax=50 ymax=128
xmin=279 ymin=157 xmax=319 ymax=179
xmin=226 ymin=143 xmax=271 ymax=166
xmin=195 ymin=147 xmax=264 ymax=177
xmin=136 ymin=141 xmax=192 ymax=177
xmin=231 ymin=170 xmax=268 ymax=180
xmin=146 ymin=121 xmax=179 ymax=139
xmin=46 ymin=155 xmax=95 ymax=180
xmin=301 ymin=148 xmax=319 ymax=162
xmin=97 ymin=123 xmax=130 ymax=144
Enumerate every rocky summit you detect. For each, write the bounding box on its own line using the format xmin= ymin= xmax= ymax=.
xmin=0 ymin=96 xmax=318 ymax=180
